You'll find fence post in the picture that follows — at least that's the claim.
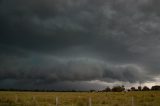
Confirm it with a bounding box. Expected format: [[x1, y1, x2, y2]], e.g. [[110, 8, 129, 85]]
[[89, 97, 92, 106], [132, 96, 134, 106], [15, 95, 18, 103], [33, 96, 35, 101], [33, 96, 38, 105], [56, 97, 58, 106]]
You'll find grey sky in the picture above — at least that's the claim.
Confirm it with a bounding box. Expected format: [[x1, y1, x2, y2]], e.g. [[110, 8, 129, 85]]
[[0, 0, 160, 90]]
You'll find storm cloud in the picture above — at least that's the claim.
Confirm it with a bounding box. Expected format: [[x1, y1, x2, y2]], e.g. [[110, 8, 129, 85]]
[[0, 0, 160, 90]]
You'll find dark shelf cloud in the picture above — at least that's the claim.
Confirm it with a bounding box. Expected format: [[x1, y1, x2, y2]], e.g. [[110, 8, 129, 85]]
[[0, 0, 160, 90]]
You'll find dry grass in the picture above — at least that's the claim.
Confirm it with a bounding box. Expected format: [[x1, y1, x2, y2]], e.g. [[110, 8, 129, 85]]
[[0, 91, 160, 106]]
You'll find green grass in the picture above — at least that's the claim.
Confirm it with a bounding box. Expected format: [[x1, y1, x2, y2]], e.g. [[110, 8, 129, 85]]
[[0, 91, 160, 106]]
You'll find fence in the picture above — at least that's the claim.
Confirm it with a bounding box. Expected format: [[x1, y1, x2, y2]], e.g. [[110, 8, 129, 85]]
[[1, 91, 158, 106], [0, 96, 136, 106]]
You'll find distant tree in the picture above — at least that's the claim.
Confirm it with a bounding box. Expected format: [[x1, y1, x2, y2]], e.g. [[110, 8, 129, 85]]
[[138, 86, 142, 91], [127, 89, 131, 92], [142, 86, 150, 91], [71, 90, 77, 92], [151, 85, 160, 91], [103, 87, 111, 92], [90, 90, 96, 92], [121, 85, 125, 91], [131, 87, 136, 91], [112, 86, 125, 92]]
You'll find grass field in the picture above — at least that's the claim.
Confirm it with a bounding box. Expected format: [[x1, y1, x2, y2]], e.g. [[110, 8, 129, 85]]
[[0, 91, 160, 106]]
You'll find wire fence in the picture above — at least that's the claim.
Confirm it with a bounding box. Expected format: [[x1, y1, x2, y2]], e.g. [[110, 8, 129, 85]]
[[0, 96, 141, 106], [0, 91, 159, 106]]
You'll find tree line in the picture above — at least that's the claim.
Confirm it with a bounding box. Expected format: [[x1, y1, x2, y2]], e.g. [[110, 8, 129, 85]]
[[101, 85, 160, 92], [0, 85, 160, 92]]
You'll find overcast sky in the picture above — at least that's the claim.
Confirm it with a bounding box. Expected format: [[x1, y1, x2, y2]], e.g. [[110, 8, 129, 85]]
[[0, 0, 160, 90]]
